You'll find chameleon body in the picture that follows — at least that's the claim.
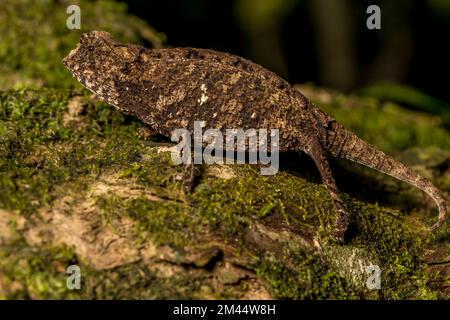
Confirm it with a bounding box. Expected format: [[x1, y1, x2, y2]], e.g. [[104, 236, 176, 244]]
[[63, 31, 447, 243]]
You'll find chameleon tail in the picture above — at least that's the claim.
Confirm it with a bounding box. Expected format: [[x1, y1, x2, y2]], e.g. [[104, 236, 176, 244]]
[[326, 123, 447, 231]]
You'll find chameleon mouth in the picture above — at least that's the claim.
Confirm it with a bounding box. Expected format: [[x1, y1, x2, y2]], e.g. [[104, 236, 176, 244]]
[[62, 43, 81, 69]]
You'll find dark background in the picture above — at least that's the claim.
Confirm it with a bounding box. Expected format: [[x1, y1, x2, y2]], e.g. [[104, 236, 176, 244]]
[[124, 0, 450, 104]]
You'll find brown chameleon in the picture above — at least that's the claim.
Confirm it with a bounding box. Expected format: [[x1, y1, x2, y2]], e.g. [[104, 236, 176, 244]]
[[63, 31, 447, 243]]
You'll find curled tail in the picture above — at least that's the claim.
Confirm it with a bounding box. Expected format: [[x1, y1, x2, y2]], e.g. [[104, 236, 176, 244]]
[[326, 122, 447, 231]]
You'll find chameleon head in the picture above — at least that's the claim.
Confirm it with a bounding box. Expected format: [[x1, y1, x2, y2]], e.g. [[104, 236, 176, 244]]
[[63, 31, 114, 89], [62, 30, 141, 110]]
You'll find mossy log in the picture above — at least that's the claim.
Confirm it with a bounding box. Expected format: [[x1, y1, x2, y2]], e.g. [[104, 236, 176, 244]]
[[0, 88, 448, 299]]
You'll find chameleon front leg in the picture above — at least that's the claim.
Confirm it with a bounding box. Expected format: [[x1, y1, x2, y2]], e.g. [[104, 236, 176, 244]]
[[182, 163, 195, 193], [307, 139, 349, 243], [136, 125, 160, 140], [181, 154, 203, 194]]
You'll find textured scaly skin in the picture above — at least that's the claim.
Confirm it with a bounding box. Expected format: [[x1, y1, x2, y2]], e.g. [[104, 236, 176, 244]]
[[63, 31, 447, 243]]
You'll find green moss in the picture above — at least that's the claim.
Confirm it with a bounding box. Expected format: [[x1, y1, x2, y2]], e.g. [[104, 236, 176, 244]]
[[0, 242, 80, 299], [191, 166, 435, 299], [0, 240, 221, 299], [252, 197, 436, 299], [98, 195, 194, 246], [0, 89, 445, 299], [346, 199, 437, 299], [335, 101, 450, 152], [191, 166, 333, 238], [126, 150, 186, 196], [256, 253, 358, 299], [358, 83, 450, 127], [0, 0, 165, 90], [0, 89, 144, 214], [80, 262, 206, 299], [301, 85, 450, 152]]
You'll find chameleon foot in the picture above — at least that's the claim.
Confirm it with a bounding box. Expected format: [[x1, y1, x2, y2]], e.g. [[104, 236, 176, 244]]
[[182, 163, 203, 194], [333, 208, 350, 244]]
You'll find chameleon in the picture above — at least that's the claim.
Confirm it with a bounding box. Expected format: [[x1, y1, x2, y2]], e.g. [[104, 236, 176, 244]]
[[63, 30, 447, 243]]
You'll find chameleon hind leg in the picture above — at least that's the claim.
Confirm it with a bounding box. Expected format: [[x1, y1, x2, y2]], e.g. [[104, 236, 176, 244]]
[[307, 139, 349, 243]]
